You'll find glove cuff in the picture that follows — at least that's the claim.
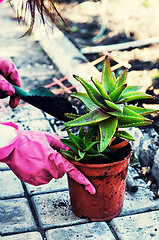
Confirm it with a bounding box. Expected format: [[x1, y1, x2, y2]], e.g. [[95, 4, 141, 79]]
[[0, 122, 19, 159]]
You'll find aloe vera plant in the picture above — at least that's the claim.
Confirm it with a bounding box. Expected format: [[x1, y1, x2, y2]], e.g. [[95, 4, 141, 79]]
[[61, 56, 157, 162], [61, 126, 110, 162]]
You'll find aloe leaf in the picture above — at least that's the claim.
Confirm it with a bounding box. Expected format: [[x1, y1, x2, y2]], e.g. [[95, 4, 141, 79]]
[[109, 84, 127, 102], [125, 105, 159, 116], [71, 92, 98, 110], [122, 86, 142, 94], [81, 137, 86, 150], [78, 149, 85, 159], [73, 75, 106, 109], [65, 113, 81, 120], [75, 157, 82, 161], [101, 56, 115, 93], [78, 126, 85, 139], [91, 77, 112, 101], [69, 133, 83, 150], [122, 105, 147, 119], [118, 115, 150, 125], [112, 72, 117, 82], [120, 116, 150, 125], [84, 141, 99, 151], [85, 127, 97, 145], [61, 139, 78, 153], [64, 108, 111, 128], [119, 119, 153, 128], [116, 69, 128, 87], [99, 117, 118, 152], [115, 130, 135, 141], [109, 72, 118, 94], [117, 92, 155, 103], [109, 105, 150, 125], [105, 100, 123, 113], [60, 149, 75, 160]]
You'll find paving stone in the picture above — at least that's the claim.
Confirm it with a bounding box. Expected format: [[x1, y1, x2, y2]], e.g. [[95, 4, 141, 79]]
[[0, 170, 24, 199], [17, 119, 54, 132], [25, 175, 68, 196], [0, 163, 10, 171], [0, 104, 45, 123], [111, 210, 159, 240], [2, 232, 43, 240], [120, 174, 159, 216], [0, 198, 37, 235], [45, 222, 115, 240], [31, 191, 89, 229], [50, 118, 68, 138]]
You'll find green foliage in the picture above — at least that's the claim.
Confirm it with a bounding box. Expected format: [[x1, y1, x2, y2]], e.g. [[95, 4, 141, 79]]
[[61, 127, 108, 162], [61, 56, 157, 162]]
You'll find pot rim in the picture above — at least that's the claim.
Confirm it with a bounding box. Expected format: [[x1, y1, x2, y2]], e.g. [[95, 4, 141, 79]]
[[69, 143, 133, 169]]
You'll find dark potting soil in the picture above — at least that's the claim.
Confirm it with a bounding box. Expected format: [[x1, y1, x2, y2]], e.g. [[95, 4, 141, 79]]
[[23, 95, 77, 122]]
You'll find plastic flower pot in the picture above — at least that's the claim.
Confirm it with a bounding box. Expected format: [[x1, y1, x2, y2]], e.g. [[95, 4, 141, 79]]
[[67, 142, 132, 221]]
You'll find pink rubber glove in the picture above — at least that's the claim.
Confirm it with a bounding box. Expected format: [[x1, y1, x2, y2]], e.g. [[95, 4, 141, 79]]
[[0, 122, 96, 194], [0, 58, 21, 108]]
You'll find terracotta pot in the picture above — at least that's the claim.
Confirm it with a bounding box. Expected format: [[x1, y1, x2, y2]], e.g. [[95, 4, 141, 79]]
[[67, 143, 132, 221]]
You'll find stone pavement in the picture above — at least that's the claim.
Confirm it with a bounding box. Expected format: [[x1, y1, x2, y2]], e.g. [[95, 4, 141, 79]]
[[1, 2, 159, 240]]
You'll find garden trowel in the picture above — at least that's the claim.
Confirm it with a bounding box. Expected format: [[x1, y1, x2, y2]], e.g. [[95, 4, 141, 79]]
[[12, 84, 77, 122]]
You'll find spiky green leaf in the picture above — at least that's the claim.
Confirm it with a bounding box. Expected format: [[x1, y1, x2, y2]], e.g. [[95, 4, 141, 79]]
[[91, 77, 112, 101], [116, 69, 128, 87], [122, 105, 147, 119], [125, 105, 159, 116], [109, 106, 150, 125], [71, 92, 97, 110], [61, 139, 78, 153], [108, 105, 150, 126], [109, 84, 127, 102], [78, 149, 85, 159], [109, 72, 118, 93], [105, 100, 123, 113], [60, 149, 75, 160], [119, 120, 153, 128], [118, 116, 151, 125], [65, 113, 81, 120], [99, 117, 118, 152], [84, 141, 99, 151], [122, 86, 142, 94], [117, 92, 155, 103], [69, 133, 83, 150], [85, 127, 97, 145], [64, 108, 111, 128], [101, 56, 115, 93], [115, 130, 135, 141], [73, 75, 106, 109], [78, 126, 85, 139]]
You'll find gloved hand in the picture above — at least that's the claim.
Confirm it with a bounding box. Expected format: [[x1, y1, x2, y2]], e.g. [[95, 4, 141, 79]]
[[0, 58, 21, 108], [0, 122, 96, 194]]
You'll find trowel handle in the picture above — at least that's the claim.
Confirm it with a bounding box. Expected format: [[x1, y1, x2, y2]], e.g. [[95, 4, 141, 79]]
[[12, 84, 28, 99]]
